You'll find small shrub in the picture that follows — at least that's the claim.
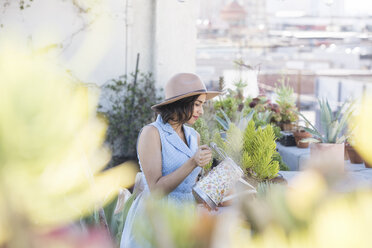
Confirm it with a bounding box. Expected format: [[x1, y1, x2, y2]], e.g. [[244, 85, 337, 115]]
[[99, 72, 162, 161]]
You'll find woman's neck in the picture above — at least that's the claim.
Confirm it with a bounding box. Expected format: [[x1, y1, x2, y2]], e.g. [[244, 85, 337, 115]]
[[169, 121, 183, 134]]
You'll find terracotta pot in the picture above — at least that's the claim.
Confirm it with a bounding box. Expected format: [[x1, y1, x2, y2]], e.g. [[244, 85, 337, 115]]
[[364, 160, 372, 168], [293, 130, 312, 148], [345, 145, 363, 164], [281, 123, 294, 131], [310, 143, 344, 172]]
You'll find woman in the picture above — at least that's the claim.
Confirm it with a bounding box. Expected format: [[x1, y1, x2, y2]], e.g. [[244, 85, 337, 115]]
[[120, 73, 220, 248]]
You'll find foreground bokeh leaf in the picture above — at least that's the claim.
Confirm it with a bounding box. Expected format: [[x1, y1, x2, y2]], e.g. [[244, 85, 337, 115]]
[[0, 39, 136, 245], [353, 97, 372, 164]]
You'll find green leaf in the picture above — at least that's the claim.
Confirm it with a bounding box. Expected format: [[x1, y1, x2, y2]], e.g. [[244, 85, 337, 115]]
[[335, 100, 348, 120], [219, 109, 232, 124], [333, 103, 354, 142], [215, 115, 229, 131], [298, 112, 323, 140], [303, 127, 325, 142], [336, 135, 346, 144], [319, 99, 332, 139], [327, 121, 339, 143]]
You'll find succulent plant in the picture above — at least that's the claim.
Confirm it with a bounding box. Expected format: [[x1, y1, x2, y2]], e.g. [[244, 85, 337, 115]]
[[298, 99, 355, 144]]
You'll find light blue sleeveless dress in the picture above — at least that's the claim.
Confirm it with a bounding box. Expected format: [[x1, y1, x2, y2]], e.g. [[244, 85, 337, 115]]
[[120, 115, 201, 248]]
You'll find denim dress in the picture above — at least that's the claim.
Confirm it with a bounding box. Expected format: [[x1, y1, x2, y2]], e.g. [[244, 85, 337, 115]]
[[120, 115, 201, 248]]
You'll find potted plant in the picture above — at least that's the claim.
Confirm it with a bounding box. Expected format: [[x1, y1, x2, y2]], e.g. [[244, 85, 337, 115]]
[[213, 120, 282, 187], [215, 109, 289, 171], [344, 129, 363, 164], [293, 123, 312, 148], [345, 143, 363, 164], [298, 99, 354, 171], [349, 105, 372, 168], [275, 79, 298, 131], [245, 95, 281, 124]]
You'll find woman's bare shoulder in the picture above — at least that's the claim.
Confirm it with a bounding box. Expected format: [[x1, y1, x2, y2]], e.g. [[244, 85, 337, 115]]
[[139, 125, 160, 142]]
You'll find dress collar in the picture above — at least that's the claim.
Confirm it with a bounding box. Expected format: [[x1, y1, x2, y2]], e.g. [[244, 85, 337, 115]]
[[156, 115, 195, 157], [156, 115, 176, 134]]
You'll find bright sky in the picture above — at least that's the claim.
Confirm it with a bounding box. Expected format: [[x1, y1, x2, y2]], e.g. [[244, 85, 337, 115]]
[[344, 0, 372, 15]]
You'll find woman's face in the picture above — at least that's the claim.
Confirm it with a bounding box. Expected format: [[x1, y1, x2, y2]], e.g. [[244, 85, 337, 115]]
[[186, 94, 206, 125]]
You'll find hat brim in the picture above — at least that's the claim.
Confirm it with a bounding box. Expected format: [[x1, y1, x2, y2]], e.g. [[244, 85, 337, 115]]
[[151, 91, 221, 110]]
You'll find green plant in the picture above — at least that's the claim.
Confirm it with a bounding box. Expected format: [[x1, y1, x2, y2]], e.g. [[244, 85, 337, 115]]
[[213, 121, 280, 181], [213, 97, 238, 129], [275, 79, 298, 123], [244, 96, 282, 123], [243, 110, 285, 170], [133, 196, 206, 248], [192, 118, 210, 145], [232, 79, 248, 105], [192, 118, 213, 171], [298, 99, 355, 144], [273, 152, 290, 171], [241, 121, 280, 180], [99, 72, 162, 160], [215, 109, 287, 171]]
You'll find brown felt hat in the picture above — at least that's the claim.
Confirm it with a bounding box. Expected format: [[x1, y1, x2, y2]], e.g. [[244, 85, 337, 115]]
[[151, 73, 221, 110]]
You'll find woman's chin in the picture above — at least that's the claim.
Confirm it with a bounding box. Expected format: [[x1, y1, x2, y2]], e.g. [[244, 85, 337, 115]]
[[186, 120, 195, 125]]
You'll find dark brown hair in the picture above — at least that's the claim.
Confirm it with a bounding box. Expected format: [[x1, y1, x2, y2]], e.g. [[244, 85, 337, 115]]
[[154, 95, 200, 124]]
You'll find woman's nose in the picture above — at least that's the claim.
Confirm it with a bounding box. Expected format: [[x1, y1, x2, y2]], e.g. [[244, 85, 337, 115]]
[[199, 107, 204, 115]]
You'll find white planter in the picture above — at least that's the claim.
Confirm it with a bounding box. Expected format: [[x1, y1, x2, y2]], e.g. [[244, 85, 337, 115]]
[[310, 143, 345, 172]]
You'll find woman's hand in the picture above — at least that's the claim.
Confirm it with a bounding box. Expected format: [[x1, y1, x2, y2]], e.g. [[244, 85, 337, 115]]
[[193, 145, 212, 167]]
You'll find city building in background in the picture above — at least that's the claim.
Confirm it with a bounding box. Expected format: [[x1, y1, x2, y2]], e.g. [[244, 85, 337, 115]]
[[196, 0, 372, 121]]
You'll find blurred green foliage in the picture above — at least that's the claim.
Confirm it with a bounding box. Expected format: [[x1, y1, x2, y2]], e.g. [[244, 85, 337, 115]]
[[275, 78, 299, 124], [99, 72, 162, 160], [129, 168, 372, 248], [192, 118, 213, 171], [213, 97, 239, 129]]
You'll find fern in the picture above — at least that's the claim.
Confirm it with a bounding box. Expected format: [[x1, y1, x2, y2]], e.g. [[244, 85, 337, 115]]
[[242, 151, 254, 171], [242, 122, 279, 181], [243, 120, 256, 156], [214, 120, 279, 181]]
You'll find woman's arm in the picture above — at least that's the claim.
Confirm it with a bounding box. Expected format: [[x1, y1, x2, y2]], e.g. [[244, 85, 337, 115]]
[[137, 125, 211, 195]]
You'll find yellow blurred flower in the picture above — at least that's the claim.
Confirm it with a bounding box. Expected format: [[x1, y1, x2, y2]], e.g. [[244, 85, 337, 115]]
[[310, 191, 372, 248], [0, 40, 136, 245], [353, 97, 372, 164], [286, 170, 327, 221]]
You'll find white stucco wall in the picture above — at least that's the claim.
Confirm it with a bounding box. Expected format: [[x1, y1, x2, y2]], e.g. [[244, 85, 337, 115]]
[[153, 0, 197, 88], [0, 0, 197, 88]]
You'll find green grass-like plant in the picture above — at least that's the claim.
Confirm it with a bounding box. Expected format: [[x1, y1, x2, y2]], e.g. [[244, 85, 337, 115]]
[[192, 118, 213, 171]]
